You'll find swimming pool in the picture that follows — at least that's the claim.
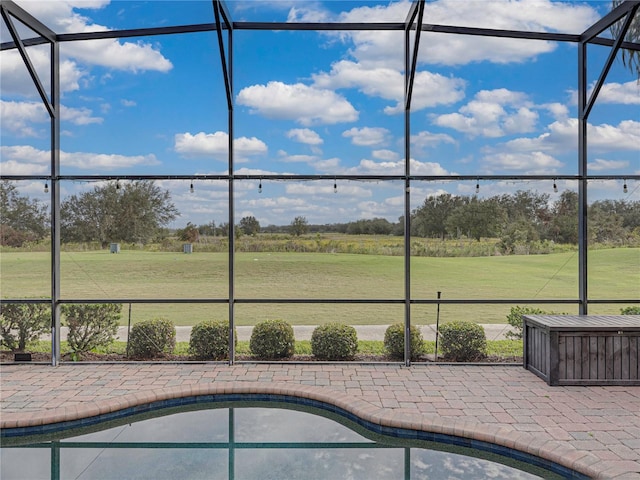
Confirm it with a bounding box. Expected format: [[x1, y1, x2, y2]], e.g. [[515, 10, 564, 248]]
[[1, 396, 582, 479]]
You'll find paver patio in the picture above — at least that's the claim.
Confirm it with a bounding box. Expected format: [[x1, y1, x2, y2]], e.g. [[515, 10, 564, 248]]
[[1, 363, 639, 479]]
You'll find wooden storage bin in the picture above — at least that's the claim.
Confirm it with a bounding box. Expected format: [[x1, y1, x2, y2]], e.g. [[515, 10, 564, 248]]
[[523, 315, 640, 386]]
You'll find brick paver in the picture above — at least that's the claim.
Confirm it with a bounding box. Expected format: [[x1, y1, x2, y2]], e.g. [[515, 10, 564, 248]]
[[1, 363, 639, 479]]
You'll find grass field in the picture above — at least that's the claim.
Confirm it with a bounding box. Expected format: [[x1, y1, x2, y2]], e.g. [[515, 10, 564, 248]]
[[1, 247, 638, 326]]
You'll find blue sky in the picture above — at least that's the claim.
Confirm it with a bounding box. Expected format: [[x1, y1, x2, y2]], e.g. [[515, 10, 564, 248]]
[[1, 0, 638, 228]]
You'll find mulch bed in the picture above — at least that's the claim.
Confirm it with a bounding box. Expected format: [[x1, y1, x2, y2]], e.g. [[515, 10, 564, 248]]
[[1, 351, 522, 364]]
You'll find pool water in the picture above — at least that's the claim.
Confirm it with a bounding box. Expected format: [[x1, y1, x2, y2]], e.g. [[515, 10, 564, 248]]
[[1, 401, 567, 479]]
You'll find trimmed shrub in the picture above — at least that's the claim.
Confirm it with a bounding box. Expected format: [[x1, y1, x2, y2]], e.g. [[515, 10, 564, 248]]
[[384, 323, 425, 360], [189, 320, 235, 360], [311, 323, 358, 360], [250, 319, 295, 359], [0, 302, 50, 351], [62, 303, 121, 358], [128, 318, 176, 358], [505, 306, 546, 340], [621, 306, 640, 315], [439, 321, 487, 362]]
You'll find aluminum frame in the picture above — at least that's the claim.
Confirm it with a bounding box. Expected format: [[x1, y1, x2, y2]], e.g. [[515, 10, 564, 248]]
[[1, 0, 639, 366]]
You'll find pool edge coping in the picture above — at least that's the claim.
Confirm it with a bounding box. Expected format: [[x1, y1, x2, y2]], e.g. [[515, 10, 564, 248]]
[[0, 381, 604, 479]]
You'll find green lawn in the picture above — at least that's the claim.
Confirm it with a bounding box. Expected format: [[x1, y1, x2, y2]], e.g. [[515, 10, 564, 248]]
[[1, 248, 638, 326]]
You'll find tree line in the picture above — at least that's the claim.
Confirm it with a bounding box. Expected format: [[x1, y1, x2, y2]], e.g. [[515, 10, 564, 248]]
[[1, 181, 638, 251]]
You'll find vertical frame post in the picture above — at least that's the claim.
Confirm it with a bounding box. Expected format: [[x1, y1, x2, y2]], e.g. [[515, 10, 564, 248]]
[[51, 40, 61, 365], [403, 21, 412, 367], [577, 41, 588, 315]]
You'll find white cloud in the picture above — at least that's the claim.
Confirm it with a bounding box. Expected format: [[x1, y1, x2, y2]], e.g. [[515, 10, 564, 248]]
[[357, 198, 403, 219], [64, 39, 173, 73], [236, 81, 358, 125], [0, 144, 160, 172], [0, 100, 49, 136], [482, 151, 563, 174], [315, 158, 341, 170], [411, 131, 457, 149], [593, 81, 640, 105], [277, 151, 318, 163], [541, 102, 569, 120], [588, 159, 629, 171], [62, 151, 160, 170], [302, 0, 598, 67], [312, 60, 465, 114], [61, 105, 103, 125], [501, 118, 640, 153], [285, 182, 371, 198], [433, 89, 539, 138], [342, 127, 389, 146], [121, 99, 137, 107], [275, 151, 342, 172], [372, 149, 400, 161], [0, 160, 48, 175], [1, 100, 102, 136], [0, 50, 86, 97], [174, 132, 268, 160], [286, 128, 323, 145], [569, 80, 640, 106], [344, 158, 450, 176], [11, 1, 172, 73]]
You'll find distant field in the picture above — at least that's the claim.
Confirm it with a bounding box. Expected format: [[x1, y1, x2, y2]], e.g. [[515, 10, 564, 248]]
[[1, 248, 638, 326]]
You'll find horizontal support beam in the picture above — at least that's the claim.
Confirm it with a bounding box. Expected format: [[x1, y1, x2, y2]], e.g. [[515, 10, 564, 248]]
[[6, 298, 636, 305], [2, 174, 639, 182]]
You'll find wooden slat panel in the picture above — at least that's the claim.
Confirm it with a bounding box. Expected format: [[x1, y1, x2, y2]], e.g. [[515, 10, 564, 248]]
[[598, 336, 606, 379], [574, 336, 583, 378], [613, 336, 622, 379], [606, 337, 614, 379], [581, 336, 589, 378], [589, 336, 598, 380], [630, 336, 639, 379], [558, 335, 567, 380], [621, 337, 630, 380]]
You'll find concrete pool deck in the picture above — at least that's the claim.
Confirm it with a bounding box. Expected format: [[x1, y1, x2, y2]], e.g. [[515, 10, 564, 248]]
[[1, 363, 639, 479]]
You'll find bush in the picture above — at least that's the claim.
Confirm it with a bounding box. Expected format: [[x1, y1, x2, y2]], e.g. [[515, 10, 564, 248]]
[[128, 318, 176, 358], [62, 304, 121, 358], [0, 302, 50, 351], [384, 323, 425, 360], [621, 306, 640, 315], [189, 320, 235, 360], [505, 306, 547, 340], [439, 321, 487, 362], [250, 319, 295, 359], [310, 323, 358, 360]]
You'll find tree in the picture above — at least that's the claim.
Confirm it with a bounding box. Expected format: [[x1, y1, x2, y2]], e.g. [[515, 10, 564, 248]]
[[546, 190, 579, 244], [0, 181, 49, 247], [290, 216, 309, 236], [218, 222, 242, 238], [446, 197, 504, 241], [239, 216, 261, 236], [411, 193, 464, 240], [177, 222, 200, 242], [345, 218, 393, 235], [61, 181, 178, 247], [494, 190, 550, 228], [198, 221, 216, 236]]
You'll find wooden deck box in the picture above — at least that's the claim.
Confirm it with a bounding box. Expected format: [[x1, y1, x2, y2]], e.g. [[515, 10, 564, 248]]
[[523, 315, 640, 386]]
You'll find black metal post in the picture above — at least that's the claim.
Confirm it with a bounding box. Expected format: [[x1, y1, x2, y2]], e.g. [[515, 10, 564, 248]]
[[434, 291, 441, 361]]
